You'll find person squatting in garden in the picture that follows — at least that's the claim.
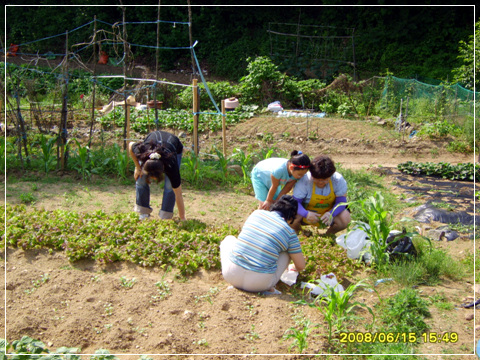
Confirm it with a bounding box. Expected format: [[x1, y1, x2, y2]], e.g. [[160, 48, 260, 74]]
[[251, 150, 311, 210], [292, 155, 351, 235], [128, 130, 186, 221], [220, 195, 306, 295]]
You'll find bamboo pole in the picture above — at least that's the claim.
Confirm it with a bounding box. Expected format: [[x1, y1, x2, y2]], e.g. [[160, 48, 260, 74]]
[[221, 100, 226, 157], [14, 91, 29, 167], [120, 3, 128, 150], [192, 79, 199, 155], [59, 30, 69, 170], [154, 0, 161, 130], [88, 16, 98, 147], [126, 104, 130, 145], [187, 0, 195, 75]]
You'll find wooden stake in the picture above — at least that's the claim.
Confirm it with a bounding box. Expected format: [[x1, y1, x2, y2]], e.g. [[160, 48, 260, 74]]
[[88, 16, 98, 147], [192, 79, 199, 155], [154, 0, 161, 129], [221, 100, 226, 157], [126, 104, 130, 144], [60, 30, 69, 170], [121, 3, 128, 150]]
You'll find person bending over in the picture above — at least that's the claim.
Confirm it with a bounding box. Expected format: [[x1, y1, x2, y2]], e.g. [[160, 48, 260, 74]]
[[251, 150, 310, 210], [293, 155, 350, 235], [128, 130, 186, 221], [220, 195, 306, 295]]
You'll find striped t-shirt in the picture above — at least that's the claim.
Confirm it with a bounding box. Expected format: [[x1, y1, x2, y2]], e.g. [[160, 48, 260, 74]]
[[229, 210, 302, 274]]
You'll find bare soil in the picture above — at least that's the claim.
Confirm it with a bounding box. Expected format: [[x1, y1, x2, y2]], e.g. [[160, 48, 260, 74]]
[[1, 69, 478, 358]]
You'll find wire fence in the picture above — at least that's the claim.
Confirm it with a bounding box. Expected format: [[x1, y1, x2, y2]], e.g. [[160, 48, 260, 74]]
[[2, 15, 478, 172]]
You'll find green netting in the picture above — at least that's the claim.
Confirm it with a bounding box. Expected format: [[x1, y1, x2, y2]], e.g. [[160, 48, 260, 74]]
[[377, 76, 478, 122]]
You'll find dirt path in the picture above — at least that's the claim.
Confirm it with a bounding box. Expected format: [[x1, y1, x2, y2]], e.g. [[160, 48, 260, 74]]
[[1, 116, 477, 358]]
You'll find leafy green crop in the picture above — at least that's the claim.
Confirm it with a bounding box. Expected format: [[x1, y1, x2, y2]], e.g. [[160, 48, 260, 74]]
[[2, 204, 360, 281], [95, 106, 253, 135], [398, 161, 478, 181], [3, 204, 234, 276]]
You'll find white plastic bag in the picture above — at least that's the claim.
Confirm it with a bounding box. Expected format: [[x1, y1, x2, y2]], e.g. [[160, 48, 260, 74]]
[[280, 264, 299, 286], [267, 101, 283, 112], [336, 223, 371, 260], [301, 273, 344, 297]]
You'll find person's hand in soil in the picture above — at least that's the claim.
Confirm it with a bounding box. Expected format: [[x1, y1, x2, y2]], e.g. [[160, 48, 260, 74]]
[[306, 211, 321, 224], [320, 212, 333, 226]]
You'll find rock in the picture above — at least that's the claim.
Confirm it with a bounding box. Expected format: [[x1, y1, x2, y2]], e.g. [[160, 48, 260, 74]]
[[183, 310, 194, 320], [427, 227, 459, 241], [227, 164, 243, 176], [465, 313, 474, 321]]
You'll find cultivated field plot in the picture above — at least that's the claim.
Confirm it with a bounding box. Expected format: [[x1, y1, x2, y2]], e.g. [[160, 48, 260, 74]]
[[1, 116, 477, 358]]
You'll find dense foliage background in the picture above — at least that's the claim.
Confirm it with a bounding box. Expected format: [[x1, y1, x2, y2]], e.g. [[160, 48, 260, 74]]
[[3, 2, 476, 83]]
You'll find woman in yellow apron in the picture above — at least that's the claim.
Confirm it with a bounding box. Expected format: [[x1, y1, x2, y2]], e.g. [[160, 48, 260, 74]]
[[292, 155, 351, 235]]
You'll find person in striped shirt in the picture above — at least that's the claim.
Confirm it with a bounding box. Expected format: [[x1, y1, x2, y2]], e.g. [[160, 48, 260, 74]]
[[220, 195, 306, 295]]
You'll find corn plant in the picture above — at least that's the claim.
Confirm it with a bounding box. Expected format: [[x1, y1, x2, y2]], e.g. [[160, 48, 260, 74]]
[[182, 151, 201, 184], [231, 148, 253, 184], [297, 280, 373, 343], [354, 192, 393, 269], [35, 134, 57, 173], [213, 145, 229, 177], [283, 315, 315, 353], [112, 143, 129, 180], [154, 265, 172, 300], [71, 138, 91, 180], [261, 148, 274, 160]]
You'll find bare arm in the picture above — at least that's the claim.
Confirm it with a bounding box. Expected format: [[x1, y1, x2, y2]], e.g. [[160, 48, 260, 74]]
[[172, 185, 186, 220], [128, 142, 142, 180], [289, 252, 306, 272], [261, 175, 281, 210], [277, 179, 295, 198]]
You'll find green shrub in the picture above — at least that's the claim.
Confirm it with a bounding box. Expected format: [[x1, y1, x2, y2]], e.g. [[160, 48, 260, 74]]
[[398, 161, 478, 181], [381, 288, 430, 335], [177, 80, 240, 110], [464, 116, 479, 151], [239, 56, 299, 107]]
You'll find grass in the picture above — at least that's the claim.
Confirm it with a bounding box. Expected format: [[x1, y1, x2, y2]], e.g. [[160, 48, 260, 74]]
[[383, 240, 466, 287]]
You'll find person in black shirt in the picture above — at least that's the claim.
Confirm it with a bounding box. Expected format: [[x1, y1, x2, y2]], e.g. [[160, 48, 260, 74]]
[[128, 131, 186, 220]]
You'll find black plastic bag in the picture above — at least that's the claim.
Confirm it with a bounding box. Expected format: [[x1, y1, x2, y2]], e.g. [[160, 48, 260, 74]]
[[386, 230, 417, 261]]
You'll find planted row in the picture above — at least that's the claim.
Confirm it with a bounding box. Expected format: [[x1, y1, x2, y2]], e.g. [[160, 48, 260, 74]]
[[96, 106, 257, 134], [397, 161, 478, 182], [1, 336, 122, 360], [3, 204, 231, 275], [2, 204, 359, 280]]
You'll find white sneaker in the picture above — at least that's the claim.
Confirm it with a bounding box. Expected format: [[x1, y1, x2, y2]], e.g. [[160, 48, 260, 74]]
[[139, 214, 150, 220]]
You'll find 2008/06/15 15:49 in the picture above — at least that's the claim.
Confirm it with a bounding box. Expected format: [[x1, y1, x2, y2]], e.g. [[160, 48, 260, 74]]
[[339, 332, 458, 344]]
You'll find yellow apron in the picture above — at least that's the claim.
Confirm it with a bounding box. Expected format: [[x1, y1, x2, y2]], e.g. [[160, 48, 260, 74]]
[[303, 179, 336, 226]]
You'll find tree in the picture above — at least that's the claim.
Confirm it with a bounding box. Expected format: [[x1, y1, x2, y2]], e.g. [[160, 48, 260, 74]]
[[451, 20, 479, 90]]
